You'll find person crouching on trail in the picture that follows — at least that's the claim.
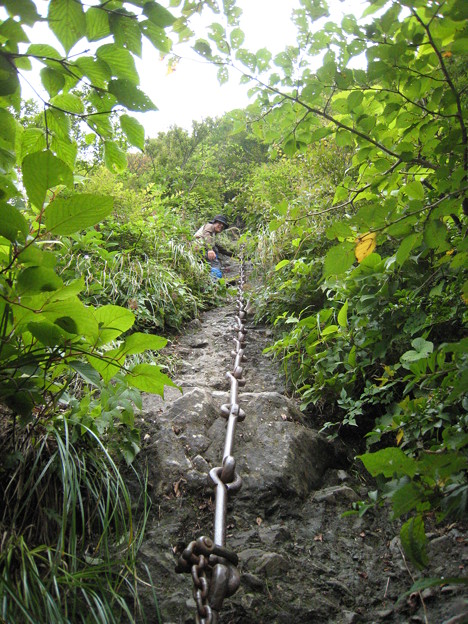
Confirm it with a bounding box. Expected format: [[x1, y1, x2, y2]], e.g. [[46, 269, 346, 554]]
[[194, 214, 231, 279]]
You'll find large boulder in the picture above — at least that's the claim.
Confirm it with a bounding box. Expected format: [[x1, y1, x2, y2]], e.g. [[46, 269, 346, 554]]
[[141, 388, 336, 504]]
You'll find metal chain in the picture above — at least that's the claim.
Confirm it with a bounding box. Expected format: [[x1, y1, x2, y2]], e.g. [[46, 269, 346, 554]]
[[176, 257, 248, 623]]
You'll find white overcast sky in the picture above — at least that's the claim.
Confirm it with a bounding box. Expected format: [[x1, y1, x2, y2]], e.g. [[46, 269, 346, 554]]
[[136, 0, 366, 136], [15, 0, 366, 138]]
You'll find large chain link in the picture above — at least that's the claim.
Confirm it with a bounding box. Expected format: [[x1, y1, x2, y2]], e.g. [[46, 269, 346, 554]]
[[176, 257, 248, 623]]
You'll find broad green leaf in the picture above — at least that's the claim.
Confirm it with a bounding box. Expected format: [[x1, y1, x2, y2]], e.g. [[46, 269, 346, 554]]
[[140, 20, 172, 53], [48, 0, 86, 54], [142, 2, 176, 28], [22, 151, 73, 208], [321, 324, 339, 336], [118, 333, 167, 356], [46, 108, 71, 139], [0, 203, 28, 242], [323, 242, 355, 277], [400, 515, 428, 570], [275, 259, 289, 271], [0, 53, 20, 96], [50, 92, 84, 114], [85, 6, 110, 41], [27, 321, 65, 347], [17, 245, 57, 268], [17, 266, 63, 294], [395, 232, 421, 266], [108, 79, 157, 111], [423, 219, 450, 252], [69, 360, 101, 386], [404, 180, 425, 200], [50, 135, 78, 169], [94, 305, 135, 346], [337, 300, 348, 328], [359, 447, 417, 478], [44, 193, 113, 234], [120, 114, 145, 150], [104, 141, 127, 173], [42, 297, 99, 338], [27, 43, 62, 59], [391, 482, 422, 518], [87, 352, 122, 383], [74, 56, 111, 88], [2, 0, 40, 26], [96, 44, 139, 83], [400, 338, 433, 368], [0, 109, 16, 151], [109, 11, 142, 56], [326, 221, 353, 239], [230, 27, 245, 48], [40, 67, 66, 97], [127, 363, 177, 396]]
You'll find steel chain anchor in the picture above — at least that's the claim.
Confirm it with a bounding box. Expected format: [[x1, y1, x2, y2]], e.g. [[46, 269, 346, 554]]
[[176, 257, 248, 623]]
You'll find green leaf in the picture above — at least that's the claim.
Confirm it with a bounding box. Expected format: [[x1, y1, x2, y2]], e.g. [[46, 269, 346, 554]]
[[0, 54, 20, 96], [118, 332, 167, 356], [323, 242, 355, 277], [404, 180, 425, 200], [94, 305, 135, 346], [0, 203, 28, 242], [104, 141, 127, 173], [275, 259, 290, 271], [27, 321, 65, 346], [337, 300, 348, 328], [47, 0, 86, 54], [140, 20, 172, 53], [22, 151, 74, 208], [69, 360, 101, 386], [400, 515, 428, 570], [391, 482, 423, 518], [44, 193, 113, 234], [108, 79, 157, 112], [120, 114, 145, 150], [359, 447, 417, 478], [27, 43, 62, 59], [87, 353, 121, 383], [17, 266, 63, 294], [109, 11, 142, 56], [142, 2, 176, 28], [2, 0, 40, 26], [50, 92, 84, 114], [400, 338, 433, 368], [96, 44, 139, 84], [395, 232, 421, 266], [85, 6, 110, 41], [40, 67, 66, 97], [42, 297, 99, 338], [127, 363, 177, 396], [74, 56, 111, 88]]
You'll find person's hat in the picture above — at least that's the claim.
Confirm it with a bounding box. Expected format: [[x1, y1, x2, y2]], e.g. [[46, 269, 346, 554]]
[[211, 215, 229, 228]]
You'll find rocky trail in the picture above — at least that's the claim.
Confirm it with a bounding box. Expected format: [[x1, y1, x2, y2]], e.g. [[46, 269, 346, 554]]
[[134, 277, 468, 624]]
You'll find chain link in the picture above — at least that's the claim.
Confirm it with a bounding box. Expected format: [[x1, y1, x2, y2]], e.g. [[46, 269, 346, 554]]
[[176, 256, 248, 623]]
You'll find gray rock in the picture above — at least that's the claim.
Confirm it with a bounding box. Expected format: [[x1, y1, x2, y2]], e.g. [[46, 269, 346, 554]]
[[313, 485, 359, 503]]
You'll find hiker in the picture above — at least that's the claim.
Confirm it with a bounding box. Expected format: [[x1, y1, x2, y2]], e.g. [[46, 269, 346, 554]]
[[194, 214, 232, 279]]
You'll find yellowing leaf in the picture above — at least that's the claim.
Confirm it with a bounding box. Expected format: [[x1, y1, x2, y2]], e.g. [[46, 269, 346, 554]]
[[355, 232, 377, 262], [396, 429, 404, 446]]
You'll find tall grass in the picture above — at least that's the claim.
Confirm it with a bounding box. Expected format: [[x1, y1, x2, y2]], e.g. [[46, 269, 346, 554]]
[[0, 416, 152, 623]]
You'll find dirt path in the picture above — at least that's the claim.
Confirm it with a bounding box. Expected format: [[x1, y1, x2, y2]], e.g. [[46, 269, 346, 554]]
[[136, 289, 468, 624]]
